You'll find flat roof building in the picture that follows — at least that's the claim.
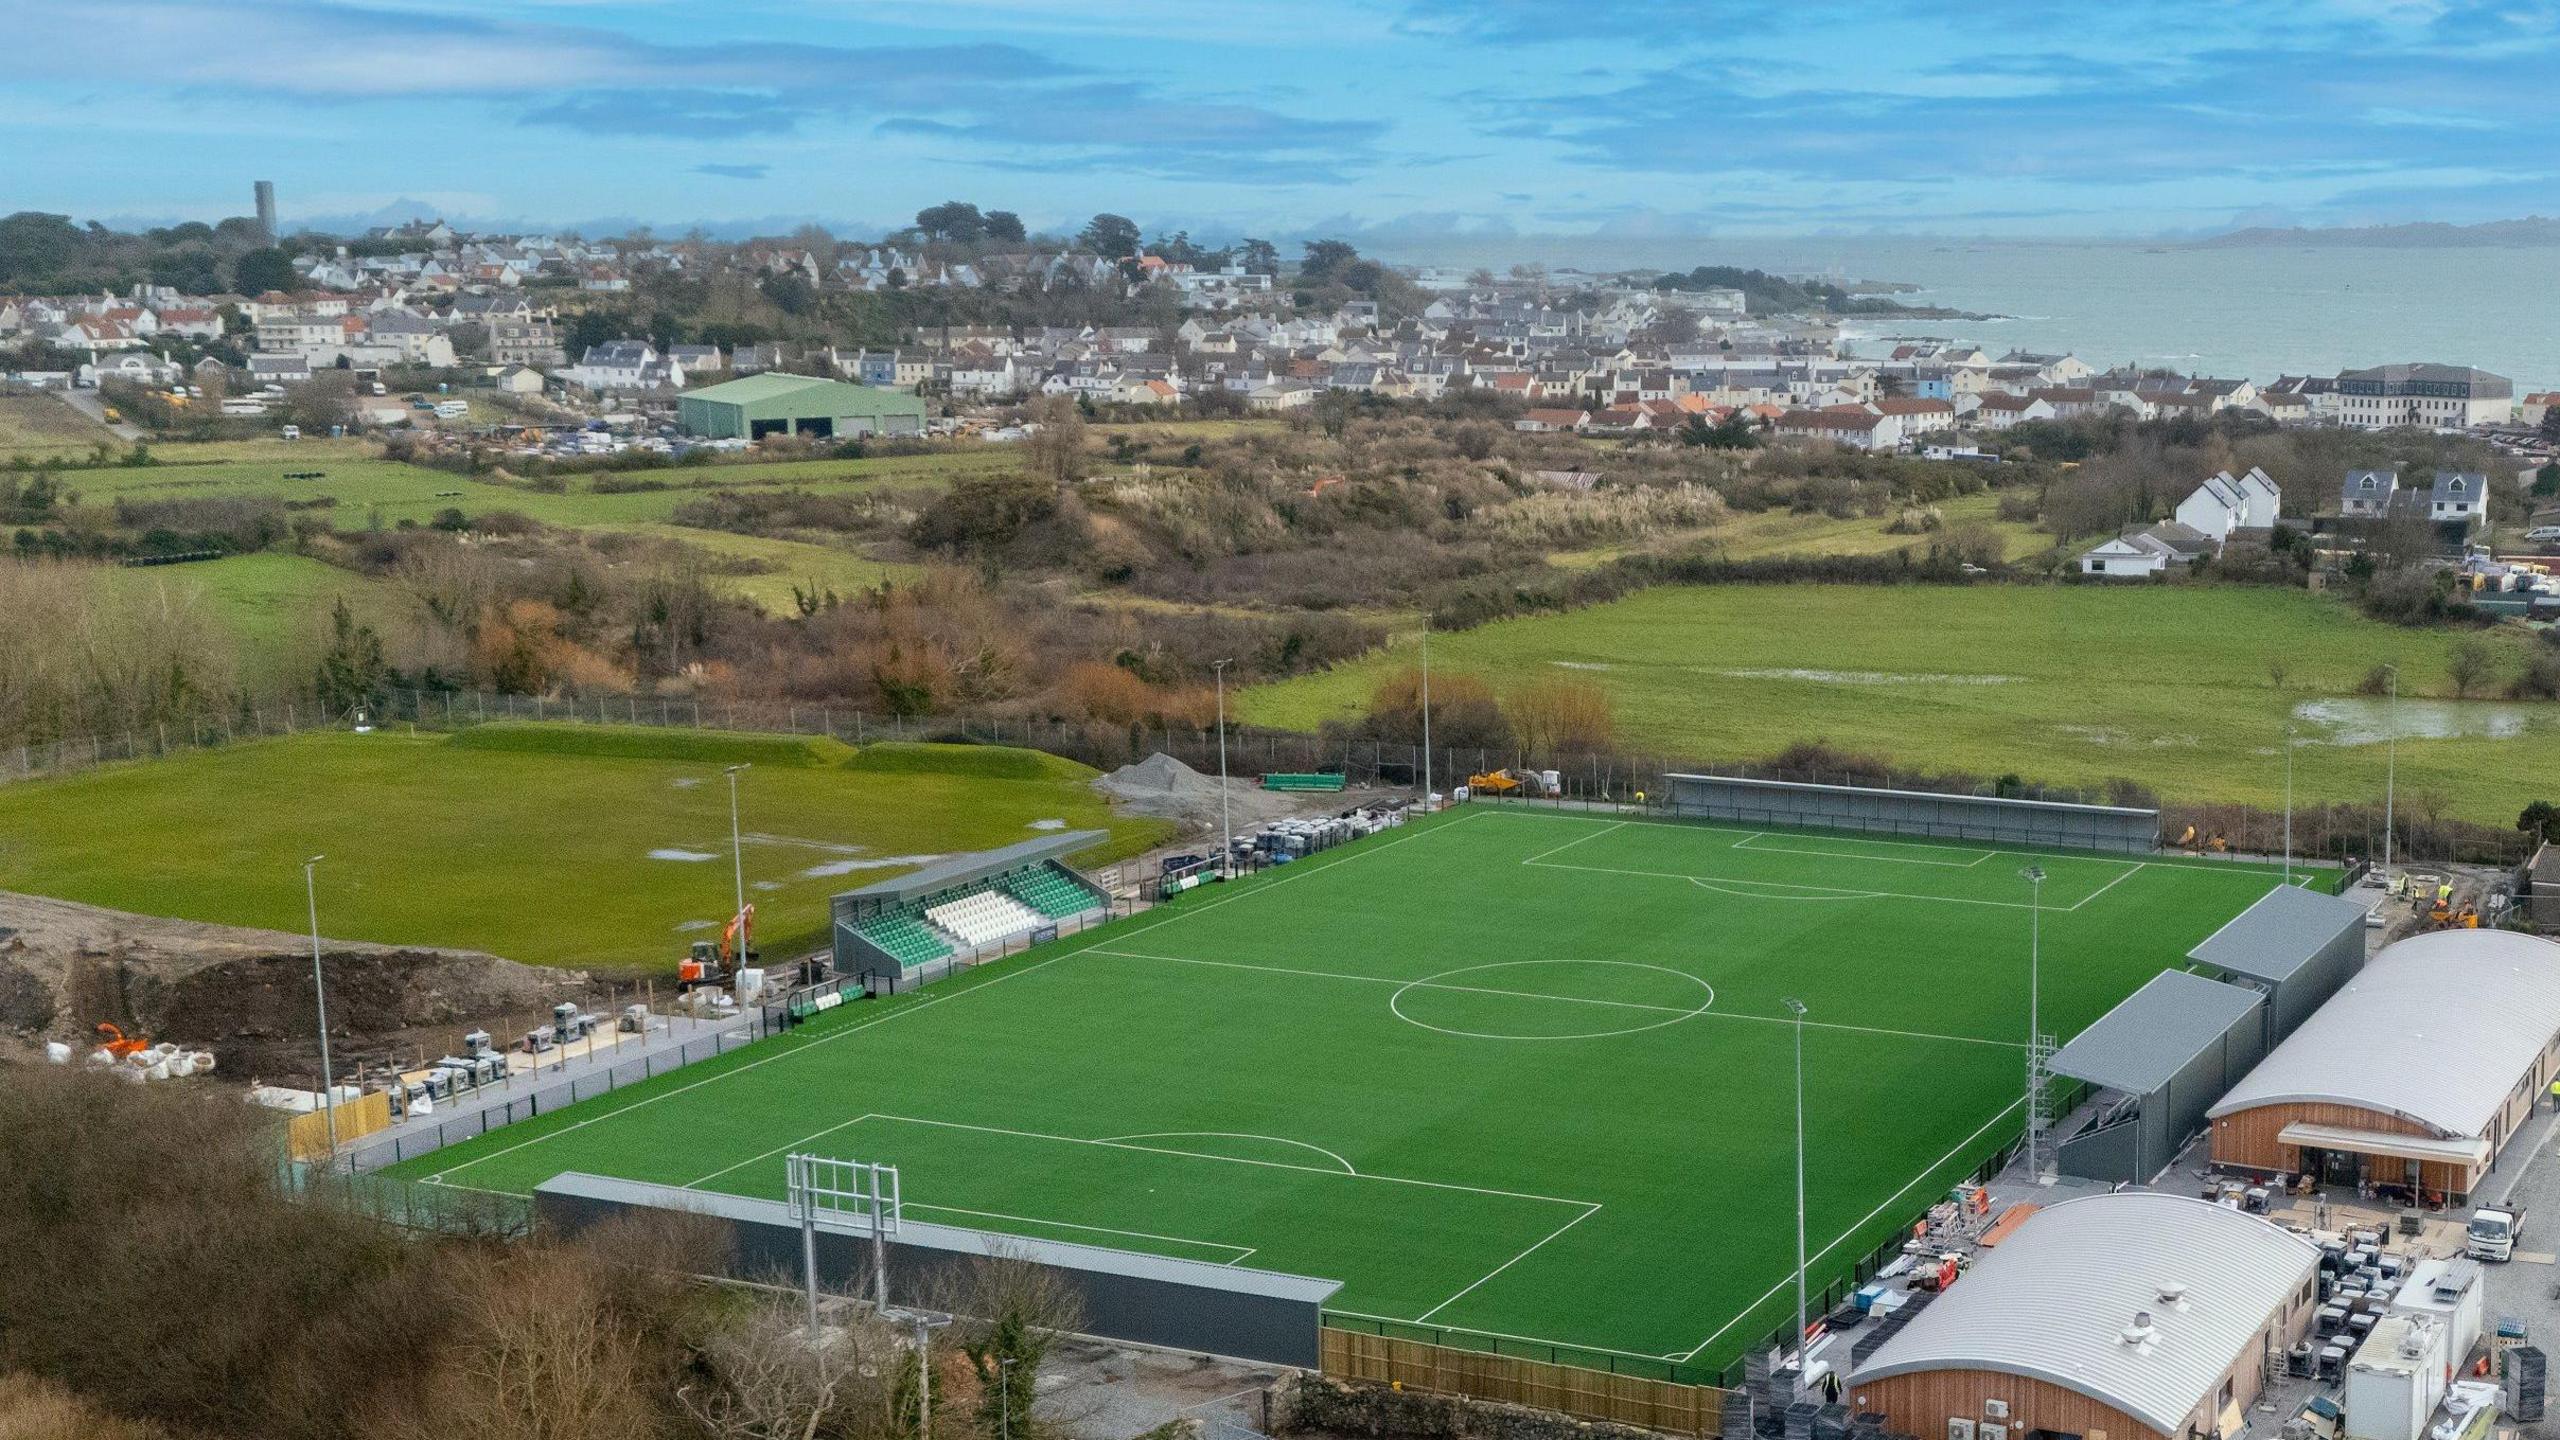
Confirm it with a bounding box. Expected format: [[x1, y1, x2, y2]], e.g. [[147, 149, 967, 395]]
[[2184, 884, 2369, 1050], [1851, 1192, 2319, 1440], [677, 372, 927, 442], [2207, 930, 2560, 1202]]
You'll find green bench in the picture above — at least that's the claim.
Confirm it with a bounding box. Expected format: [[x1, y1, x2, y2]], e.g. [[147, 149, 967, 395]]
[[1260, 772, 1347, 793]]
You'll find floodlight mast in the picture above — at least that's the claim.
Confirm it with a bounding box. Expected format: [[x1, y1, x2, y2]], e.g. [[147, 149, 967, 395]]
[[1784, 995, 1809, 1392]]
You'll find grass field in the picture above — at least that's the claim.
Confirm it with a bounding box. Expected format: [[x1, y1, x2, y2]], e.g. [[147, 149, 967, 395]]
[[0, 725, 1168, 968], [0, 394, 117, 461], [1551, 492, 2050, 572], [395, 804, 2311, 1374], [1243, 585, 2556, 824]]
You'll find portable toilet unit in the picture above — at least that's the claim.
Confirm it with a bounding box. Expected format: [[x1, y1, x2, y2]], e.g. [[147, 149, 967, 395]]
[[2345, 1314, 2448, 1440]]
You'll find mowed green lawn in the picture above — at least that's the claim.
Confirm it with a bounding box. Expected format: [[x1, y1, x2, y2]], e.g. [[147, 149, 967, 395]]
[[0, 725, 1169, 969], [399, 805, 2305, 1373], [1243, 585, 2555, 824]]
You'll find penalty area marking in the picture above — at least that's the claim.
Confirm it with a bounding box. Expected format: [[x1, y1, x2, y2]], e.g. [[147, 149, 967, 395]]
[[423, 811, 1486, 1185], [1389, 960, 1715, 1041]]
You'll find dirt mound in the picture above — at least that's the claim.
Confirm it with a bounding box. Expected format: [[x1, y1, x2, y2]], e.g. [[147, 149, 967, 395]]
[[0, 891, 598, 1083]]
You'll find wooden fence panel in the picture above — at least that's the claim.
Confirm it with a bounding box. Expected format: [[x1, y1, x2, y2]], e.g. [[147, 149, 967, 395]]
[[1320, 1327, 1727, 1437], [287, 1090, 393, 1160]]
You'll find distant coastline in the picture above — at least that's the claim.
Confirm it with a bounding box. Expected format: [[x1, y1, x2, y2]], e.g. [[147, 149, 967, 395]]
[[2191, 216, 2560, 249]]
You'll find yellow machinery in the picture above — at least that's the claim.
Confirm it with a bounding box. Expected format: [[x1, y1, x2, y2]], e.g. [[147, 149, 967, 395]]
[[1467, 771, 1521, 795]]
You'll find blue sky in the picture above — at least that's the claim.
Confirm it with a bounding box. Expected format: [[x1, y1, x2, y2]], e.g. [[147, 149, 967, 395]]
[[10, 0, 2557, 245]]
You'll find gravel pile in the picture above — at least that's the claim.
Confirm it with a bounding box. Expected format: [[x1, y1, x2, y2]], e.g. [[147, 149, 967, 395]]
[[1093, 753, 1309, 830]]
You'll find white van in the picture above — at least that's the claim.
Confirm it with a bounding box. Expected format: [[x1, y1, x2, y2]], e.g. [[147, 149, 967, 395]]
[[2525, 525, 2560, 543]]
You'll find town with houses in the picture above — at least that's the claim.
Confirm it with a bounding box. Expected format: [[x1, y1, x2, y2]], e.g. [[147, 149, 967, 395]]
[[12, 12, 2560, 1436]]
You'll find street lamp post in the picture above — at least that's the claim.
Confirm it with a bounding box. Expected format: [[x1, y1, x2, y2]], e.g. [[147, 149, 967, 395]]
[[2020, 864, 2046, 1179], [1783, 996, 1809, 1391], [2283, 725, 2296, 885], [723, 763, 750, 926], [1212, 659, 1234, 876], [303, 854, 338, 1154], [1419, 626, 1434, 811]]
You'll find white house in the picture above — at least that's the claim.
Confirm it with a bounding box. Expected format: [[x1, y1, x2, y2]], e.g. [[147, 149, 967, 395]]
[[2077, 523, 2215, 578], [1965, 392, 2056, 431], [2430, 470, 2490, 526], [563, 340, 684, 392], [2173, 467, 2281, 540]]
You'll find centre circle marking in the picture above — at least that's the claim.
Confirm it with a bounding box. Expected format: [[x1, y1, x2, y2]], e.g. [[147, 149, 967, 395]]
[[1388, 960, 1716, 1040]]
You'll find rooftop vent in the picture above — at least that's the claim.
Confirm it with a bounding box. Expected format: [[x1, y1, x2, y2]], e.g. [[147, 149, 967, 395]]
[[2121, 1311, 2157, 1348], [2157, 1283, 2189, 1306]]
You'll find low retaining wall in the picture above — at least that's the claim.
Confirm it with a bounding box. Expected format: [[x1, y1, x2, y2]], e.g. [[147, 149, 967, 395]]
[[534, 1172, 1338, 1368]]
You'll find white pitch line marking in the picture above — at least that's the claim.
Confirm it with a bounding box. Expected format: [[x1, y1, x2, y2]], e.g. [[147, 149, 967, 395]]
[[862, 1112, 1597, 1210], [683, 1112, 878, 1191], [1415, 1202, 1603, 1324], [1096, 1131, 1359, 1175], [1733, 834, 1996, 869], [906, 1203, 1256, 1263], [1674, 1097, 2026, 1363], [2066, 860, 2147, 911], [426, 810, 1487, 1183], [1521, 820, 1628, 865], [1087, 947, 2022, 1050]]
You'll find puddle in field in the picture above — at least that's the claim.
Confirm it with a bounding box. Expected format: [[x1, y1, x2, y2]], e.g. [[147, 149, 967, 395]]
[[1029, 818, 1067, 830], [1552, 661, 1613, 671], [1708, 667, 2020, 686], [648, 848, 720, 862], [798, 854, 941, 879], [752, 880, 783, 892], [673, 919, 717, 932], [670, 777, 705, 788], [2293, 698, 2546, 746]]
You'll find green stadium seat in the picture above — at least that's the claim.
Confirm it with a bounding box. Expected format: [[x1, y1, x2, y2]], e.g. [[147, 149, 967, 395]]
[[856, 913, 953, 970], [1002, 865, 1101, 919]]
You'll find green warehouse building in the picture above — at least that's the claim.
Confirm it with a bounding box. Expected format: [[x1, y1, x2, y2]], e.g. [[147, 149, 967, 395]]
[[677, 373, 929, 441]]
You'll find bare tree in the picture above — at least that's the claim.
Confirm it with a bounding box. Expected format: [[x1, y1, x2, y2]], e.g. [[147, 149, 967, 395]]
[[678, 1302, 900, 1440]]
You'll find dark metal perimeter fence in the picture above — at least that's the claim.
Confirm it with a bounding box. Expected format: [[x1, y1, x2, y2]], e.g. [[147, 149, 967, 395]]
[[7, 684, 2525, 869]]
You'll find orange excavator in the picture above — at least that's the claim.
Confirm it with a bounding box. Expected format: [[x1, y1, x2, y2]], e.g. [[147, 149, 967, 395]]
[[95, 1022, 150, 1058], [678, 904, 756, 992]]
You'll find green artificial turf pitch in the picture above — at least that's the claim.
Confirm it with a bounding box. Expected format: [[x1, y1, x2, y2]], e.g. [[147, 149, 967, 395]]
[[396, 805, 2319, 1375]]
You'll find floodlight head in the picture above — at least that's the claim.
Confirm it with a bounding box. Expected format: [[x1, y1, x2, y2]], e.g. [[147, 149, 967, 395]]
[[725, 763, 749, 776], [303, 854, 325, 867], [1781, 997, 1808, 1017], [2020, 864, 2046, 884]]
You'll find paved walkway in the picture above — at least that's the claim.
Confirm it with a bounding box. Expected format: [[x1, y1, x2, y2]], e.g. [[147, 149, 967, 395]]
[[335, 1008, 765, 1173]]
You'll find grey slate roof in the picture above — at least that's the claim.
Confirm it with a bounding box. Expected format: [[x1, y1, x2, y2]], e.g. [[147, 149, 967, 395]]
[[1850, 1192, 2319, 1437], [2208, 930, 2560, 1138], [2048, 969, 2263, 1095], [2186, 884, 2369, 984], [2431, 470, 2486, 505], [2341, 468, 2399, 505]]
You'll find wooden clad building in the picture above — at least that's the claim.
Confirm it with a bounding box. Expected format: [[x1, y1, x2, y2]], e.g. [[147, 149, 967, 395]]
[[1850, 1193, 2319, 1440], [2206, 931, 2560, 1203]]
